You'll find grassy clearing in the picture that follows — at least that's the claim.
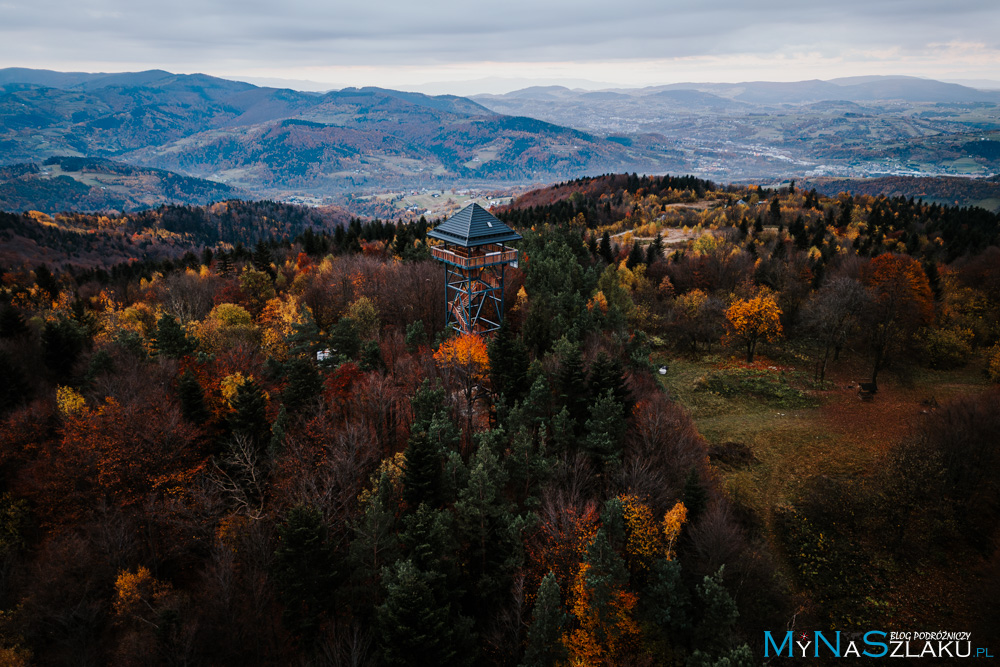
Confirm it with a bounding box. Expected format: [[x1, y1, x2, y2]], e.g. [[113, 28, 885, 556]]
[[655, 350, 993, 520]]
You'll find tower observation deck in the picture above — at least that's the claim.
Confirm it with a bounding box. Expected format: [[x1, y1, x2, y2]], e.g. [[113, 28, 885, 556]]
[[427, 203, 522, 335]]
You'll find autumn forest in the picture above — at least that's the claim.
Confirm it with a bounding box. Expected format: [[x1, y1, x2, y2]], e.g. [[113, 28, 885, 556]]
[[1, 173, 999, 665]]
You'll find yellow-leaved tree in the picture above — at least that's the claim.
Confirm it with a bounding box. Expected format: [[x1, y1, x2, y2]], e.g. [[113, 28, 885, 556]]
[[725, 291, 783, 362]]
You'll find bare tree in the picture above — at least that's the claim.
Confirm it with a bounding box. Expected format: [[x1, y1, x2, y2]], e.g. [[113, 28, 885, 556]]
[[801, 277, 868, 382]]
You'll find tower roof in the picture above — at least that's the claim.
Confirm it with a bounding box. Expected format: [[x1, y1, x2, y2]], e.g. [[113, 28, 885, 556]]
[[427, 203, 522, 248]]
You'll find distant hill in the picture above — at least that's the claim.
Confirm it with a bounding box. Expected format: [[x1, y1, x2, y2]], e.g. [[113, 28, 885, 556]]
[[800, 175, 1000, 213], [0, 68, 678, 197], [0, 198, 352, 269], [0, 157, 247, 213]]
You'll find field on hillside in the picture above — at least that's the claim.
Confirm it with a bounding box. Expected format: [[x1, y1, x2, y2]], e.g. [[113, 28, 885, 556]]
[[656, 345, 996, 631]]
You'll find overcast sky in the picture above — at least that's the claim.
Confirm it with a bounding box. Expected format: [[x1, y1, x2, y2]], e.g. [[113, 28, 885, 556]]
[[2, 0, 999, 93]]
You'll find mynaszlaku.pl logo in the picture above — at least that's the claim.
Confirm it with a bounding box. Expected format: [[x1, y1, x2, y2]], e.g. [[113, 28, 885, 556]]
[[764, 631, 994, 659]]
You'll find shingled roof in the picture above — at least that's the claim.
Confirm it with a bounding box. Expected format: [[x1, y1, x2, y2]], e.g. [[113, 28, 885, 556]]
[[427, 203, 522, 248]]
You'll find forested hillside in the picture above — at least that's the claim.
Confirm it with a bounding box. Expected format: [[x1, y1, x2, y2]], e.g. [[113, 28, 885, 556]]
[[1, 175, 998, 664], [0, 157, 248, 214]]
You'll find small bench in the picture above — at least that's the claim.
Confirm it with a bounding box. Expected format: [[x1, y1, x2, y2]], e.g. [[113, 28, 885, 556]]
[[858, 382, 877, 402]]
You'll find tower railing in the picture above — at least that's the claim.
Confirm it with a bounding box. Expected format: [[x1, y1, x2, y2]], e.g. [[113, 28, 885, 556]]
[[431, 244, 518, 269]]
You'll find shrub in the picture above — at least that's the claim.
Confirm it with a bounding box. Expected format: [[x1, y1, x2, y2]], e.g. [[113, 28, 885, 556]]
[[916, 326, 973, 369], [697, 363, 812, 407]]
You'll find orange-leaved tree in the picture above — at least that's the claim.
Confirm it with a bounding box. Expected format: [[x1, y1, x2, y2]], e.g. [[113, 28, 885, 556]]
[[725, 291, 783, 362], [433, 332, 489, 446]]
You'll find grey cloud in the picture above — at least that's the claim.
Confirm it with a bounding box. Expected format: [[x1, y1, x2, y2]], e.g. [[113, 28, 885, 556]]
[[1, 0, 997, 70]]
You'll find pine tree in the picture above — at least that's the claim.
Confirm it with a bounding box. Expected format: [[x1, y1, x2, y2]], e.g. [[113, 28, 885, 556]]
[[643, 557, 690, 632], [282, 357, 322, 413], [454, 444, 518, 611], [41, 316, 86, 382], [404, 431, 443, 511], [229, 377, 270, 449], [360, 339, 385, 372], [252, 240, 274, 276], [683, 467, 708, 524], [521, 573, 568, 667], [288, 307, 326, 361], [34, 264, 59, 300], [274, 505, 335, 646], [261, 409, 283, 460], [329, 316, 360, 361], [377, 559, 474, 667], [588, 352, 631, 418], [217, 252, 234, 276], [626, 243, 644, 270], [350, 473, 400, 595], [411, 379, 448, 434], [154, 313, 196, 359], [405, 319, 427, 351], [488, 320, 530, 404], [0, 351, 29, 416], [0, 305, 27, 339], [598, 231, 614, 264], [177, 370, 210, 425], [583, 389, 627, 471], [693, 567, 739, 656], [555, 341, 589, 432]]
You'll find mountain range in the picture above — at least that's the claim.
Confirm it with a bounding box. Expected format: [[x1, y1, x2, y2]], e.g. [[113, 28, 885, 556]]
[[2, 68, 1000, 208], [0, 69, 677, 199]]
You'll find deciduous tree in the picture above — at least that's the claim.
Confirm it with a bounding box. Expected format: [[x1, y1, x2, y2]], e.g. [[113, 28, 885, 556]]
[[724, 292, 783, 363]]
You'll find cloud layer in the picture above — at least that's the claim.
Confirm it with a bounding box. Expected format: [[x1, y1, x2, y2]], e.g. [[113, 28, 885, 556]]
[[2, 0, 998, 92]]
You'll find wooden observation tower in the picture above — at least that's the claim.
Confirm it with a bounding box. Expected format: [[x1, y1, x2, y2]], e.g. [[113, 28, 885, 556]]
[[428, 203, 522, 335]]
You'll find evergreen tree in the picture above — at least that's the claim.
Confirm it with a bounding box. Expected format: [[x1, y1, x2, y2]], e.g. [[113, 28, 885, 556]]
[[405, 320, 427, 352], [349, 473, 400, 595], [404, 431, 443, 511], [650, 231, 664, 261], [288, 307, 326, 361], [177, 370, 210, 425], [377, 559, 474, 667], [626, 243, 644, 270], [488, 320, 530, 404], [683, 468, 708, 524], [252, 240, 275, 276], [329, 316, 360, 361], [229, 377, 270, 449], [411, 379, 448, 434], [769, 197, 782, 225], [154, 313, 196, 359], [34, 264, 59, 300], [360, 339, 385, 372], [41, 316, 86, 382], [0, 351, 28, 416], [454, 443, 520, 612], [598, 231, 614, 264], [643, 557, 690, 633], [217, 252, 234, 276], [282, 357, 322, 413], [0, 305, 27, 339], [269, 404, 288, 455], [273, 505, 335, 646], [521, 573, 568, 667], [753, 216, 764, 234], [583, 389, 627, 471], [554, 340, 589, 432], [693, 567, 740, 656], [588, 352, 631, 418]]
